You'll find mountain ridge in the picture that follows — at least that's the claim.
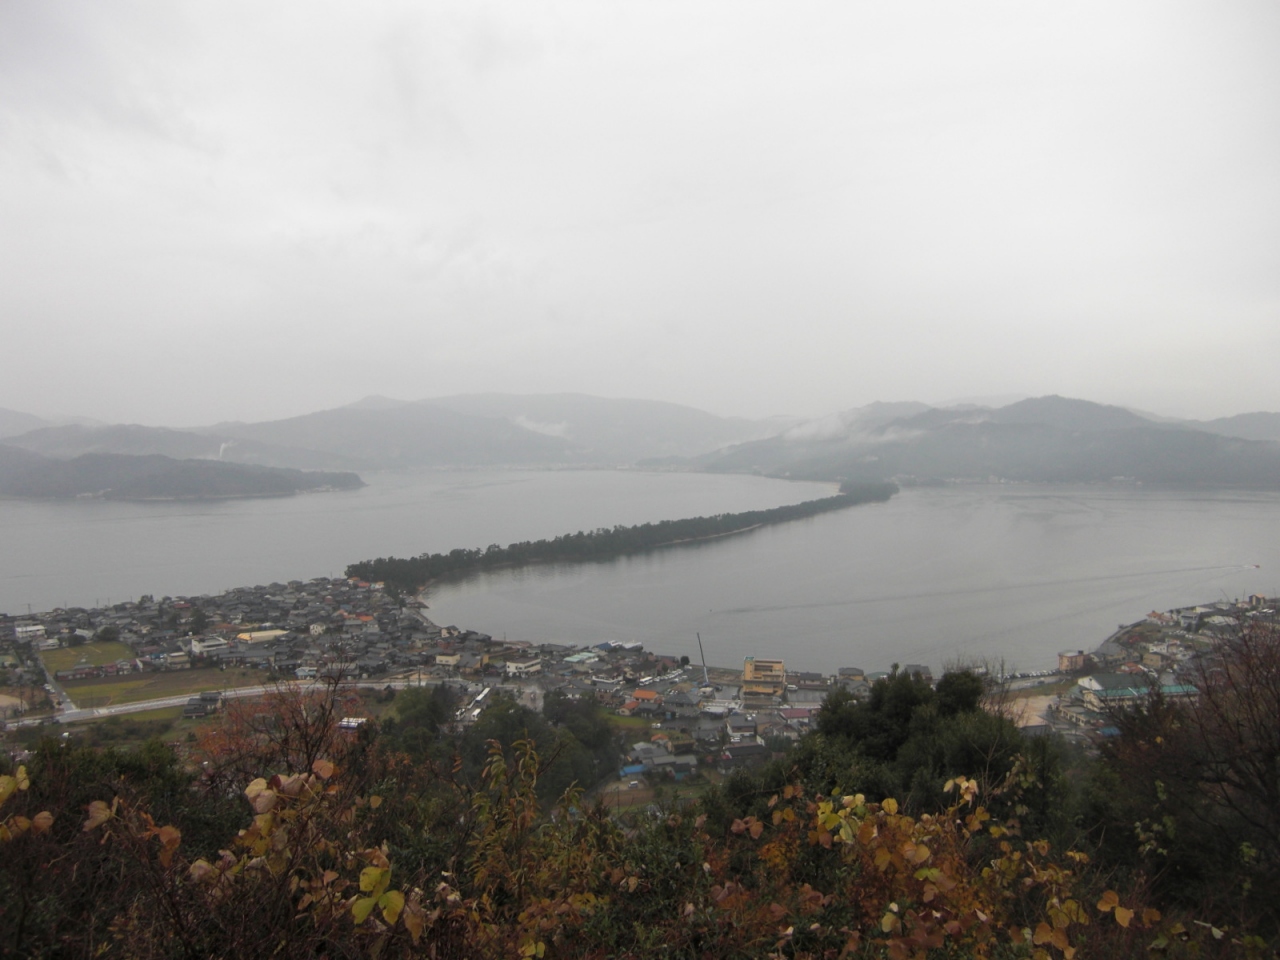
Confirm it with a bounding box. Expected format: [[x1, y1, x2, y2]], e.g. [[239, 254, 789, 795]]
[[2, 393, 1279, 486], [0, 444, 363, 500]]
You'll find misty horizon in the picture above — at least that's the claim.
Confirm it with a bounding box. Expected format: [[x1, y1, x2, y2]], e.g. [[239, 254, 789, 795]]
[[4, 389, 1279, 436], [2, 2, 1278, 426]]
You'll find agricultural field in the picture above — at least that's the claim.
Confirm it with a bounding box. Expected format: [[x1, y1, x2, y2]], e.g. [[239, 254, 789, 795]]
[[39, 641, 135, 673], [596, 771, 717, 812], [607, 714, 654, 733], [62, 667, 263, 708]]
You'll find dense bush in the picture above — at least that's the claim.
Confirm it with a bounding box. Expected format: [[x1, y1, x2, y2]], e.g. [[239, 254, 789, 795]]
[[3, 634, 1279, 957]]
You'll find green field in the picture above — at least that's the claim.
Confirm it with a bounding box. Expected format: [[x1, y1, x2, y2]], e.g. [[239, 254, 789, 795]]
[[607, 715, 654, 732], [62, 667, 261, 707], [40, 641, 136, 673]]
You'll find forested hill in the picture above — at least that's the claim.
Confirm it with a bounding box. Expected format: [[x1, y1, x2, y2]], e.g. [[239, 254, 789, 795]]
[[695, 395, 1280, 488], [0, 445, 364, 500], [346, 479, 897, 594]]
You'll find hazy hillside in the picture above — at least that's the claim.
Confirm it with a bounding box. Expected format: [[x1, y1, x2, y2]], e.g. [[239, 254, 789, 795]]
[[422, 392, 782, 461], [0, 445, 363, 500], [5, 423, 362, 471], [2, 395, 777, 471], [10, 424, 228, 460], [1192, 411, 1280, 443], [984, 395, 1154, 430], [698, 395, 1280, 488], [0, 407, 50, 439], [10, 394, 1280, 480], [207, 403, 576, 468]]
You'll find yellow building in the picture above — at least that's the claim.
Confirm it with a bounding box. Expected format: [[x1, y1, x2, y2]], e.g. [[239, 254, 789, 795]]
[[235, 629, 289, 644], [742, 656, 786, 697]]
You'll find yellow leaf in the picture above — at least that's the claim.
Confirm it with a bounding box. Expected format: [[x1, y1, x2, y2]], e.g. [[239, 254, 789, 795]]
[[351, 895, 377, 924], [1033, 922, 1054, 945], [31, 811, 54, 834], [1096, 890, 1119, 913], [881, 913, 901, 934], [749, 820, 764, 840], [1114, 906, 1133, 928], [82, 799, 113, 832], [882, 798, 899, 815], [360, 866, 389, 896], [1142, 908, 1162, 927], [157, 825, 182, 867], [311, 758, 335, 780], [369, 795, 383, 809], [245, 779, 277, 814], [0, 776, 16, 806], [188, 859, 216, 882], [380, 889, 405, 924], [403, 903, 425, 943], [1062, 899, 1088, 926]]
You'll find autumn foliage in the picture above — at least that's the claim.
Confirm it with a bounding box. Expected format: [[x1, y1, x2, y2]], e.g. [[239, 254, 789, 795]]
[[1, 729, 1269, 959], [5, 646, 1280, 959]]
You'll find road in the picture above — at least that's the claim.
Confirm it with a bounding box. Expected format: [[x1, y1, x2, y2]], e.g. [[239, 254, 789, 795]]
[[2, 676, 466, 730]]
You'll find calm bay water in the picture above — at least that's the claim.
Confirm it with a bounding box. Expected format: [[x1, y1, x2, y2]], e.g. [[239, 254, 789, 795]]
[[4, 472, 1278, 674], [0, 470, 829, 614], [426, 484, 1280, 673]]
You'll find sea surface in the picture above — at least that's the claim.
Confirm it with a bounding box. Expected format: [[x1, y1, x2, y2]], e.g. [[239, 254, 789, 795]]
[[4, 472, 1279, 674], [424, 483, 1280, 673], [0, 469, 829, 614]]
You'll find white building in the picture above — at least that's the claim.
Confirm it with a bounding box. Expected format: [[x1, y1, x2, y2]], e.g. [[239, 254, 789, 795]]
[[505, 657, 542, 678]]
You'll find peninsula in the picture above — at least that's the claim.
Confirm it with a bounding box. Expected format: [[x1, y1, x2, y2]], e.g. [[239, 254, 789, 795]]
[[345, 479, 897, 596]]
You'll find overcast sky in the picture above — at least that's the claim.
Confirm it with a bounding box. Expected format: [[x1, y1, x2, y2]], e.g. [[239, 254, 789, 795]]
[[2, 1, 1278, 426]]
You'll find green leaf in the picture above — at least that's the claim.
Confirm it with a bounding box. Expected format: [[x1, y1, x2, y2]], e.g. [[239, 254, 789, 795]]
[[360, 866, 389, 896], [379, 889, 405, 924], [352, 896, 378, 924]]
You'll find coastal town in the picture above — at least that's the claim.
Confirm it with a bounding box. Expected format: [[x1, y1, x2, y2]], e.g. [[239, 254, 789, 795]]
[[1, 577, 1274, 778]]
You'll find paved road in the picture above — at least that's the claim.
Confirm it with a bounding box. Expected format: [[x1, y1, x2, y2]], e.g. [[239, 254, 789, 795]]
[[3, 676, 463, 730]]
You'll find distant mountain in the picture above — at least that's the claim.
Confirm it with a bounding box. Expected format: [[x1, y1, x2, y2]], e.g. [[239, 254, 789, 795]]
[[1192, 412, 1280, 443], [0, 407, 51, 439], [5, 423, 358, 471], [207, 403, 576, 468], [984, 395, 1154, 431], [420, 393, 781, 462], [0, 445, 363, 500], [778, 401, 932, 443], [4, 395, 783, 471], [696, 395, 1280, 488], [10, 424, 230, 460], [12, 394, 1279, 484]]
